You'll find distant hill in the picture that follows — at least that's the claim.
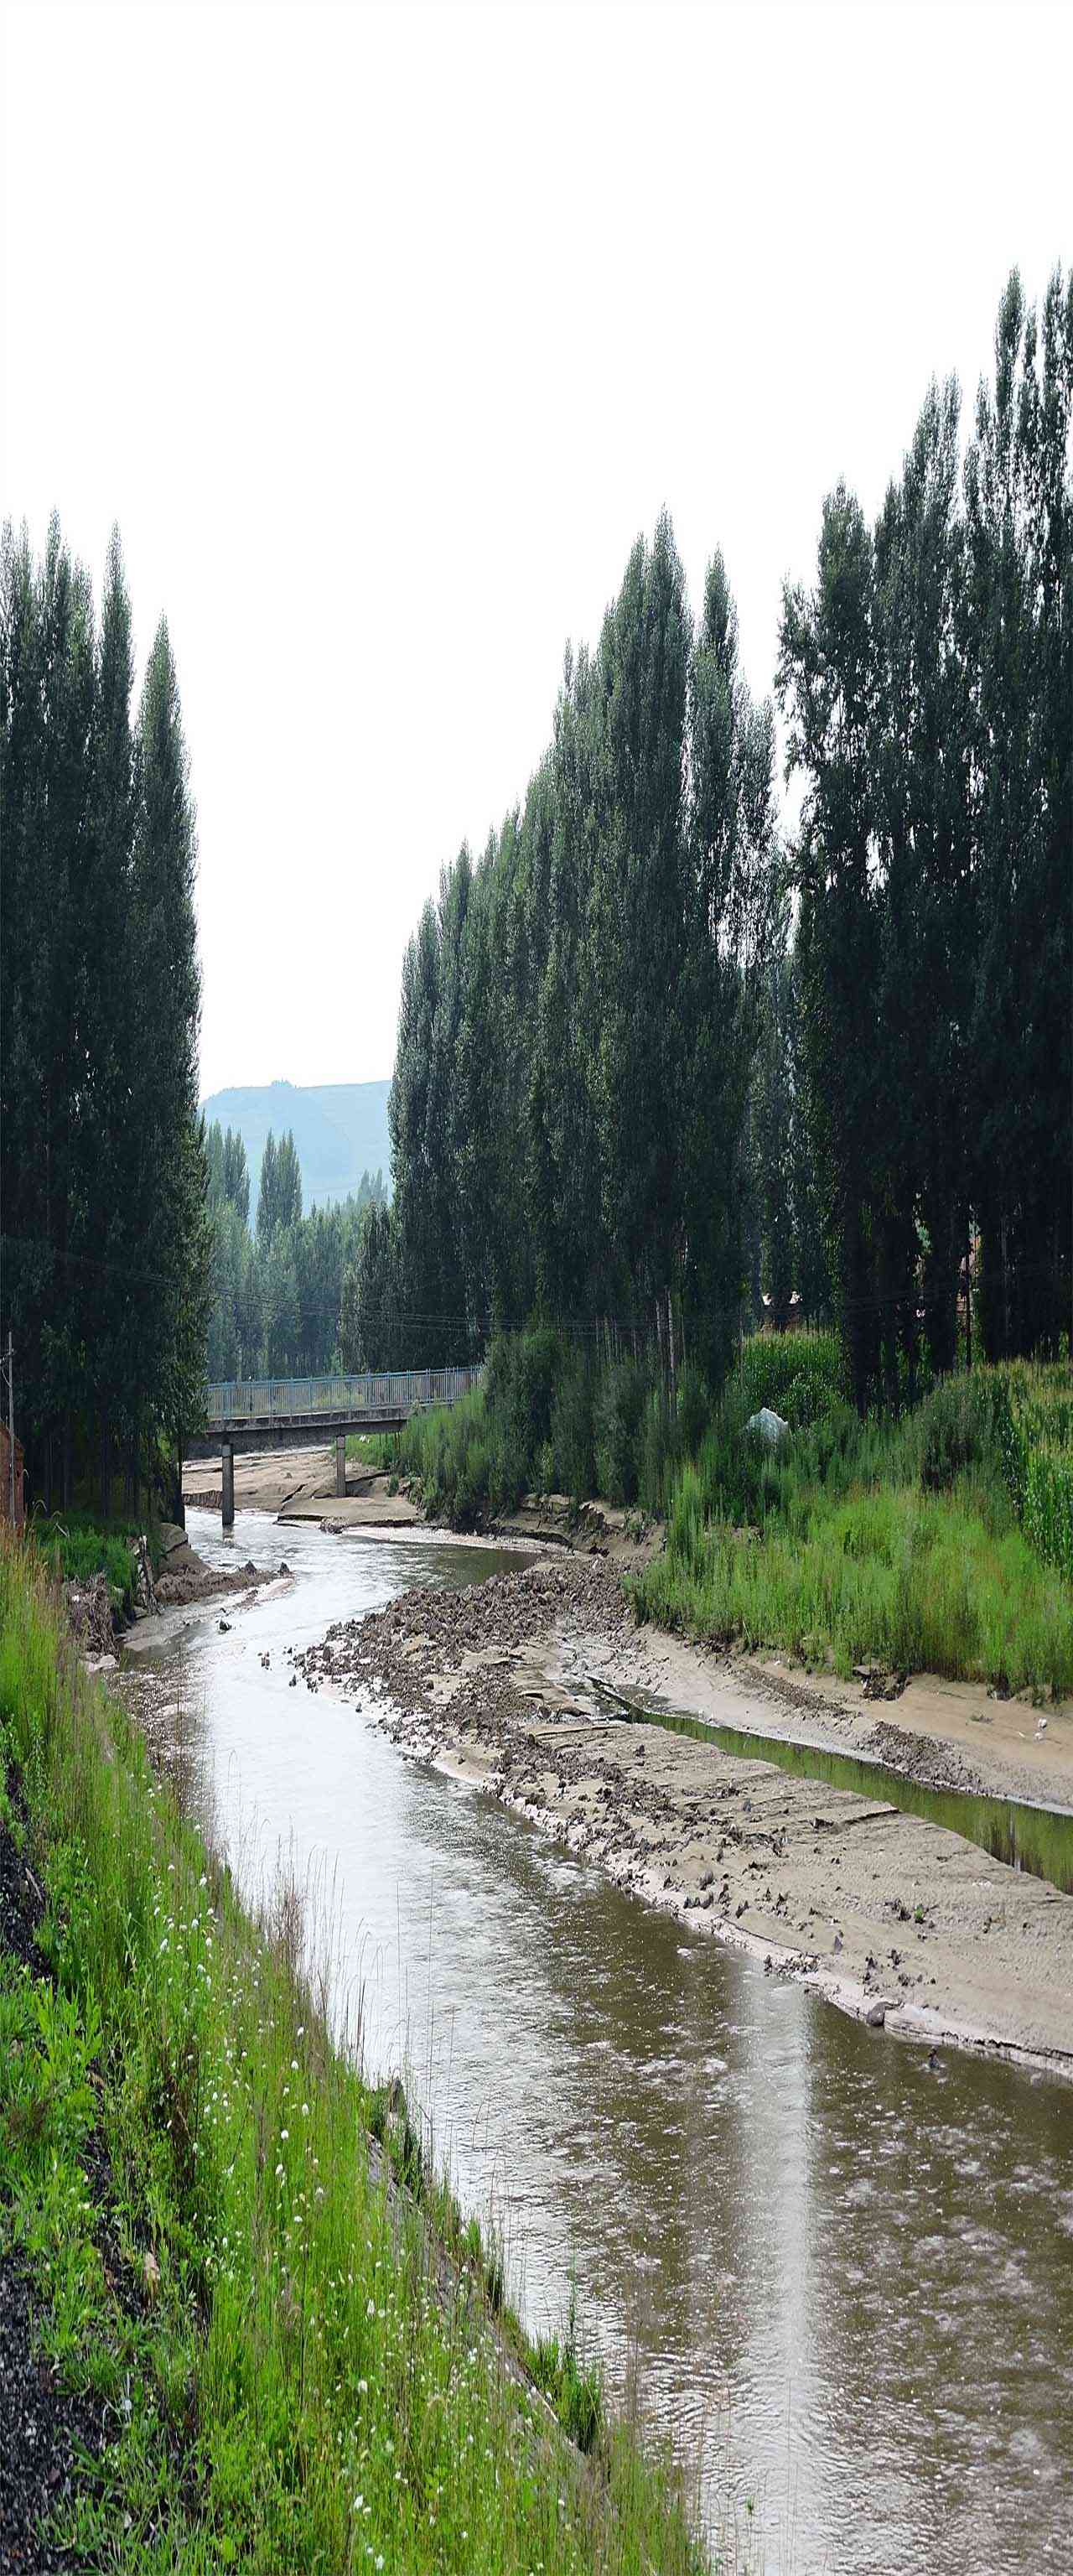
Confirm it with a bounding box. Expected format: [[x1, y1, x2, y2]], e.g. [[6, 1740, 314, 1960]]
[[200, 1079, 391, 1216]]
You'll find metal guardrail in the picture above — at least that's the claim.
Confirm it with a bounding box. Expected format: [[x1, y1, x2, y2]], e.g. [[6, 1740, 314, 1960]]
[[204, 1366, 483, 1425]]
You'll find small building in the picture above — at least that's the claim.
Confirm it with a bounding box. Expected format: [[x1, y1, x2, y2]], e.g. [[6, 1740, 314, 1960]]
[[0, 1421, 26, 1530]]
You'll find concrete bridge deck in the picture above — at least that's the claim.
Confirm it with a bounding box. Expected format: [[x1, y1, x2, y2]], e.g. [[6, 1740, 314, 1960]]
[[187, 1368, 480, 1524]]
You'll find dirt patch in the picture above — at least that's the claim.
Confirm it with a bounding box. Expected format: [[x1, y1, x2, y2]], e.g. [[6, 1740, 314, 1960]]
[[292, 1556, 1073, 2077], [182, 1446, 334, 1515]]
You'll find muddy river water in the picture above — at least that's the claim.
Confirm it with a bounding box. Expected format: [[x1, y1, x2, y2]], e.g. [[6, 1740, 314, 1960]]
[[128, 1510, 1073, 2575]]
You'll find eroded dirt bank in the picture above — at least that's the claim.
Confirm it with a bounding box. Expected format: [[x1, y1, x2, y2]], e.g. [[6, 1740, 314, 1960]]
[[293, 1555, 1073, 2075]]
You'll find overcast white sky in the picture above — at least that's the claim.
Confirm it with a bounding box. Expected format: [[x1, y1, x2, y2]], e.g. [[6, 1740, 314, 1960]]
[[3, 0, 1070, 1098]]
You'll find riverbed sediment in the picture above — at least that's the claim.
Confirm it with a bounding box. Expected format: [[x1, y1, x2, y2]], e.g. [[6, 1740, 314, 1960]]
[[293, 1554, 1073, 2075]]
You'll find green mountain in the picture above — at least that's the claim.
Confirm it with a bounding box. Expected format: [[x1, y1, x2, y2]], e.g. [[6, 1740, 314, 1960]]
[[200, 1079, 391, 1217]]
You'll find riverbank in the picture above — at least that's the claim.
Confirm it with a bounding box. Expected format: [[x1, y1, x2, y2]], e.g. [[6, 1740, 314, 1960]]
[[0, 1534, 712, 2573], [294, 1555, 1073, 2076]]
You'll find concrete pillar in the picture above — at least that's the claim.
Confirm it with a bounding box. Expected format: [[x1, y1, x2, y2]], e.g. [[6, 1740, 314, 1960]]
[[221, 1441, 235, 1531], [335, 1432, 346, 1498]]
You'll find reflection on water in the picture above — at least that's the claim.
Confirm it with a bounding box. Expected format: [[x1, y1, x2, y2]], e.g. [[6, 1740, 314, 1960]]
[[127, 1509, 1073, 2575], [603, 1692, 1073, 1893]]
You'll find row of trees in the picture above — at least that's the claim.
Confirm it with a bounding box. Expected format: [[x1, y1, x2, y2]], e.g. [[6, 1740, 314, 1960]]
[[343, 266, 1070, 1405], [205, 1121, 385, 1378], [340, 519, 780, 1381], [780, 267, 1072, 1405], [1, 518, 208, 1512]]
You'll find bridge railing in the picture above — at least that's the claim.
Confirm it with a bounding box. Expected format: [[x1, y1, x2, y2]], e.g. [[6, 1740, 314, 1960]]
[[204, 1367, 483, 1425]]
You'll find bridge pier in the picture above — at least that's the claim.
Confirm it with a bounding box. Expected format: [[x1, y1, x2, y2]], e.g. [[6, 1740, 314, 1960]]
[[335, 1433, 346, 1498], [221, 1440, 235, 1531]]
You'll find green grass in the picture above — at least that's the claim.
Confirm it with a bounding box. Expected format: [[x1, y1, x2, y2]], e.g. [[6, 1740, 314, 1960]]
[[393, 1327, 846, 1531], [733, 1330, 846, 1430], [32, 1509, 159, 1621], [345, 1431, 397, 1471], [636, 1363, 1073, 1701], [1003, 1359, 1073, 1584], [0, 1532, 711, 2573]]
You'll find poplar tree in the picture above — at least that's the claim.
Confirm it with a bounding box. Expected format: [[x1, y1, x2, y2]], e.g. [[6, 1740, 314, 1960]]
[[389, 902, 444, 1362], [82, 528, 137, 1502], [0, 527, 50, 1487], [273, 1130, 303, 1235], [779, 486, 883, 1408], [683, 552, 780, 1379], [127, 619, 209, 1488], [591, 516, 691, 1307], [873, 378, 972, 1378], [257, 1133, 279, 1243], [222, 1126, 250, 1223], [965, 266, 1073, 1357], [340, 1202, 397, 1369]]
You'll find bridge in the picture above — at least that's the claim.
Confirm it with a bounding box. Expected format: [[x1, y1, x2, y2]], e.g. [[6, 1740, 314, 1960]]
[[185, 1368, 482, 1527]]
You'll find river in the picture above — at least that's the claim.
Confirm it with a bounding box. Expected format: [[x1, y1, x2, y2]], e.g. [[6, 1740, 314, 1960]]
[[126, 1509, 1073, 2575]]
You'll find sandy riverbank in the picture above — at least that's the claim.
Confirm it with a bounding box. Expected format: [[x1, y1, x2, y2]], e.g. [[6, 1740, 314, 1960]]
[[183, 1450, 1073, 1806], [293, 1554, 1073, 2076], [183, 1447, 434, 1531]]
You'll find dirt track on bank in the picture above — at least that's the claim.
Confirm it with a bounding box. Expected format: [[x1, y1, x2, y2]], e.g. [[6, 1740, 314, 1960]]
[[293, 1554, 1073, 2077]]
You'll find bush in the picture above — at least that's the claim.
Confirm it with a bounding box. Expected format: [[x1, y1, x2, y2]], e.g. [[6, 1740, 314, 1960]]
[[638, 1358, 1073, 1698], [1003, 1361, 1073, 1585], [914, 1369, 1011, 1494], [735, 1329, 845, 1430], [34, 1513, 144, 1620]]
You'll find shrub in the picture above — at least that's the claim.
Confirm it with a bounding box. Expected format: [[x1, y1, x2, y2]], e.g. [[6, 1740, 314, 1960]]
[[915, 1369, 1011, 1494], [1003, 1362, 1073, 1584], [34, 1514, 143, 1620], [735, 1330, 845, 1431]]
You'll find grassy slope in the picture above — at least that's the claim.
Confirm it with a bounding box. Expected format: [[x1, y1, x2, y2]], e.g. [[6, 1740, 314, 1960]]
[[383, 1331, 1073, 1700], [33, 1509, 158, 1623], [637, 1362, 1073, 1701], [0, 1536, 708, 2573]]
